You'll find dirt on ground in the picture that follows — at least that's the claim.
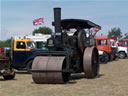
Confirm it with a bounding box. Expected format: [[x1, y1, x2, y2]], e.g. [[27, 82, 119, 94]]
[[0, 58, 128, 96]]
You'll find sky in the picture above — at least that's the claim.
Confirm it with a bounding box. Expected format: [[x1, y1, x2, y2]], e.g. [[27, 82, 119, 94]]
[[0, 0, 128, 41]]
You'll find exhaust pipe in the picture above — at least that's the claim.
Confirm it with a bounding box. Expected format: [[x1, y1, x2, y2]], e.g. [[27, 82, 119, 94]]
[[54, 8, 61, 34]]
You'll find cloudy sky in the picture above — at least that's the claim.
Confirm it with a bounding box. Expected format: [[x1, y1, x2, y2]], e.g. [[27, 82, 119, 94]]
[[0, 0, 128, 40]]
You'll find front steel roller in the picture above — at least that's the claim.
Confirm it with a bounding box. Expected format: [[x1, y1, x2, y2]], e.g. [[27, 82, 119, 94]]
[[83, 47, 99, 78], [32, 56, 70, 84]]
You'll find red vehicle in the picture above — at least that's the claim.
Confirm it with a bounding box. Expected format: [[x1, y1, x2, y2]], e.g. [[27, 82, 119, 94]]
[[0, 47, 15, 80], [96, 36, 114, 63], [121, 39, 128, 48]]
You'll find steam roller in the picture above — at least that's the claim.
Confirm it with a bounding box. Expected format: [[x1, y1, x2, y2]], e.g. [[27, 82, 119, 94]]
[[31, 8, 101, 84]]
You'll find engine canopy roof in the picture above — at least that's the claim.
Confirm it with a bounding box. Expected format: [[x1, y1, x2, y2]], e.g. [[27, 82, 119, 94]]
[[52, 19, 101, 30]]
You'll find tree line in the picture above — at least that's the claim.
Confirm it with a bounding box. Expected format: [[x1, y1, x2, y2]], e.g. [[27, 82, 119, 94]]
[[0, 39, 11, 47]]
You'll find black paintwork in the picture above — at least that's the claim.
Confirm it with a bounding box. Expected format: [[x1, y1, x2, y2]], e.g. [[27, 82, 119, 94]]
[[12, 48, 46, 69]]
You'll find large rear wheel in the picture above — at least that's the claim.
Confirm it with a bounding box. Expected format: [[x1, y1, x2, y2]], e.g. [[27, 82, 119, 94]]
[[83, 47, 99, 78]]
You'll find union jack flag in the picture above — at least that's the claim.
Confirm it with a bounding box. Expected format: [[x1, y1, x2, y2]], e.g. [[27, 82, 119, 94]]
[[33, 18, 44, 26]]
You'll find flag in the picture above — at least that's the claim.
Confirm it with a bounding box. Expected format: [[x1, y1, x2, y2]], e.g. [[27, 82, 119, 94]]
[[33, 18, 44, 26], [125, 33, 128, 36]]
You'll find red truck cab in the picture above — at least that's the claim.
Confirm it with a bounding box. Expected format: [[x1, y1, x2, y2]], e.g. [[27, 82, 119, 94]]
[[121, 39, 128, 48], [96, 36, 112, 63], [96, 36, 111, 54]]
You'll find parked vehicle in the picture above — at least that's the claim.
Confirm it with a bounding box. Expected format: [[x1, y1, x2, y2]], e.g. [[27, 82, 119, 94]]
[[118, 46, 128, 59], [10, 37, 47, 72], [0, 47, 15, 80], [121, 39, 128, 48], [16, 34, 51, 49], [96, 36, 114, 63], [110, 37, 128, 59]]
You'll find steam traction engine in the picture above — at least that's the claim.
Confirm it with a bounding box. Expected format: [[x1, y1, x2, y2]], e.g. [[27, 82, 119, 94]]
[[31, 8, 101, 84]]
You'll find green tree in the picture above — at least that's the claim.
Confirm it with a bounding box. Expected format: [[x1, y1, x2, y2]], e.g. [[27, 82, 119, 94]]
[[0, 39, 11, 47], [32, 27, 52, 35], [108, 27, 122, 37]]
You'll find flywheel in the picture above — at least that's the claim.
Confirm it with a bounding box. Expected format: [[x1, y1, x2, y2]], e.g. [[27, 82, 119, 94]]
[[77, 29, 87, 54]]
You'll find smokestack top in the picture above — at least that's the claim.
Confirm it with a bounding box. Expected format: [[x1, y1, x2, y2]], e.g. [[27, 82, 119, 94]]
[[54, 7, 61, 10], [54, 7, 61, 33]]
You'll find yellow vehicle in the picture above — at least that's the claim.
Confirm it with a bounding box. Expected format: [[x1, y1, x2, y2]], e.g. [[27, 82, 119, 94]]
[[13, 38, 35, 51], [11, 37, 45, 72]]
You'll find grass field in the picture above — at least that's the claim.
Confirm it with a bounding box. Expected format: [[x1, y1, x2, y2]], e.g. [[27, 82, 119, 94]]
[[0, 58, 128, 96]]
